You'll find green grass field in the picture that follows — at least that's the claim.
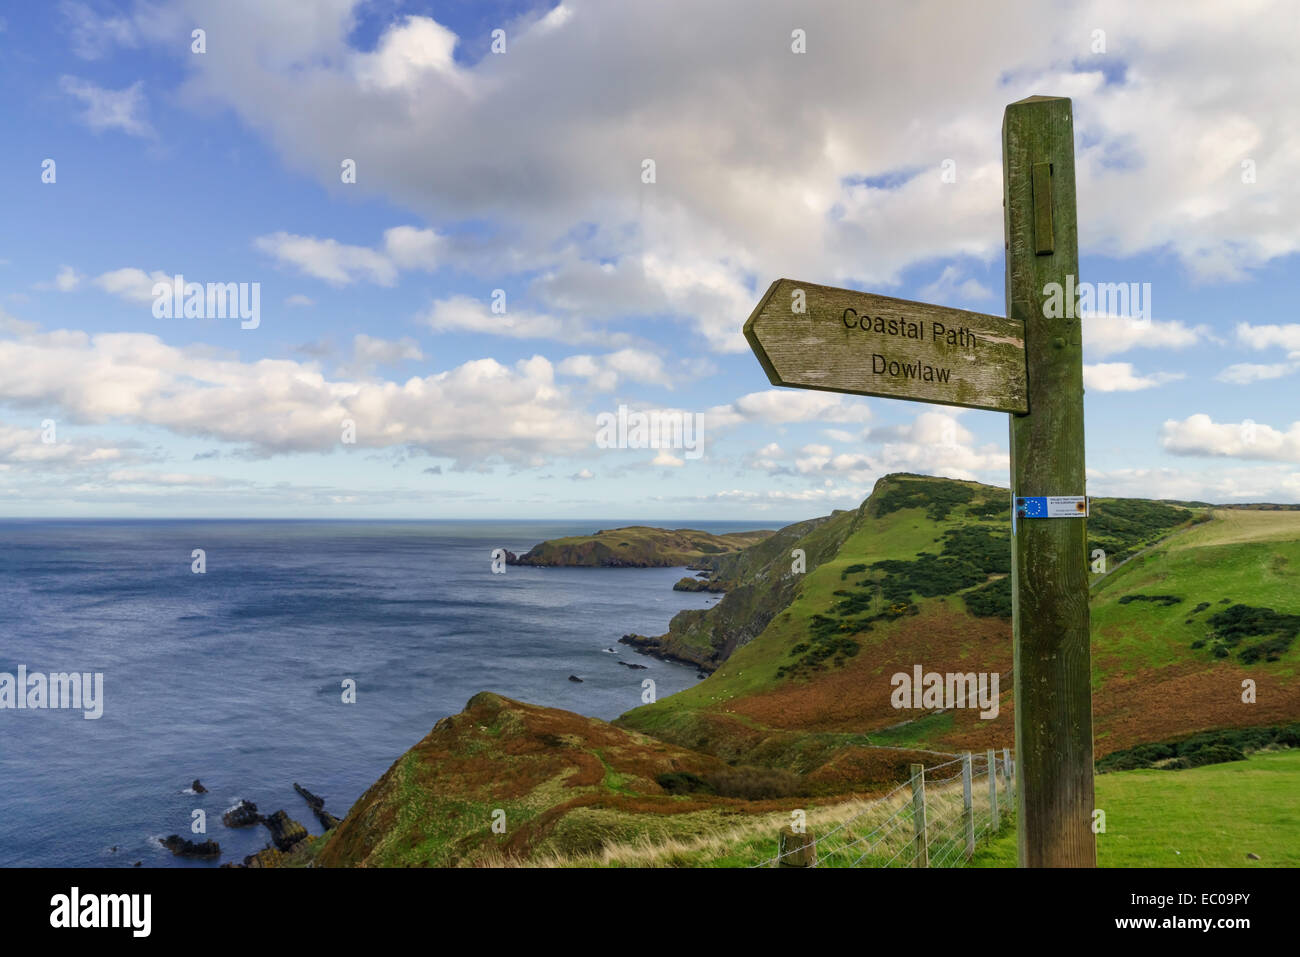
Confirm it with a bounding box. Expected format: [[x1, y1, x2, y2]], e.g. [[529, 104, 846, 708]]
[[971, 750, 1300, 867]]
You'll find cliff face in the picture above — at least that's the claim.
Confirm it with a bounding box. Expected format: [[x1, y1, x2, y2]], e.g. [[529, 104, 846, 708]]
[[621, 507, 865, 670], [505, 525, 773, 568]]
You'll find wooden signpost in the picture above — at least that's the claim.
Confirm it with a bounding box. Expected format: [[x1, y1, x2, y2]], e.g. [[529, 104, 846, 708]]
[[745, 96, 1095, 868]]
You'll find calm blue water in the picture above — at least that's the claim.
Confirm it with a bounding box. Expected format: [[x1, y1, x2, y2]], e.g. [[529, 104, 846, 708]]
[[0, 520, 753, 868]]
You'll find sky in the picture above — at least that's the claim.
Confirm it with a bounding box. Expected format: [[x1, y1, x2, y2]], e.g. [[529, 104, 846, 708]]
[[1, 0, 1299, 520]]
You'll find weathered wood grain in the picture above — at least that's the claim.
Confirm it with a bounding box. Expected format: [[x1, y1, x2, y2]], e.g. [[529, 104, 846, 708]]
[[1004, 94, 1097, 868], [743, 280, 1028, 414]]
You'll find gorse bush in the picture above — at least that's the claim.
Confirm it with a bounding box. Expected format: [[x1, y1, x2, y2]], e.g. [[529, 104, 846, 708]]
[[1097, 724, 1300, 772], [1197, 603, 1300, 664], [655, 767, 805, 799], [965, 575, 1012, 618]]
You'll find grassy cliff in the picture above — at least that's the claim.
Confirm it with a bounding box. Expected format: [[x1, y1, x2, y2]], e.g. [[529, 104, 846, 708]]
[[505, 525, 773, 568]]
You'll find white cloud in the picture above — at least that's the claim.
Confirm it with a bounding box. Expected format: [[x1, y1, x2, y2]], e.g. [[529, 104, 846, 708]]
[[1161, 413, 1300, 462], [60, 1, 139, 60], [285, 294, 315, 307], [917, 265, 992, 304], [557, 349, 671, 391], [0, 422, 128, 470], [1214, 361, 1296, 385], [1234, 322, 1300, 358], [254, 232, 397, 286], [711, 390, 873, 427], [1083, 362, 1185, 391], [54, 266, 82, 291], [651, 449, 685, 467], [93, 267, 170, 304], [0, 322, 592, 467], [1082, 314, 1209, 358], [59, 76, 153, 137]]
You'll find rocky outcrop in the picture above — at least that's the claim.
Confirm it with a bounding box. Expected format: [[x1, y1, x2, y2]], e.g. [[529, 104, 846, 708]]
[[262, 810, 309, 851], [672, 576, 729, 592], [294, 783, 342, 830], [161, 835, 220, 858], [222, 800, 262, 828], [191, 779, 208, 793]]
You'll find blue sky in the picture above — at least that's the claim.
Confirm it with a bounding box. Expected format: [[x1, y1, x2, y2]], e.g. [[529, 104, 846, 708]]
[[2, 0, 1299, 519]]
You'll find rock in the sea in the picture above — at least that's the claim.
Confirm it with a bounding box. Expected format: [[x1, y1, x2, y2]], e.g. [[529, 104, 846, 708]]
[[568, 674, 583, 683], [191, 779, 208, 794], [261, 810, 309, 851], [317, 809, 342, 830], [617, 661, 648, 670], [161, 835, 221, 858], [294, 783, 342, 830], [671, 576, 728, 593], [133, 861, 142, 867], [697, 672, 708, 679], [222, 799, 262, 828]]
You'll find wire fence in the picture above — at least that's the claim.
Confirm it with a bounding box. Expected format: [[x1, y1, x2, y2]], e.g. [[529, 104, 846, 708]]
[[754, 747, 1015, 868]]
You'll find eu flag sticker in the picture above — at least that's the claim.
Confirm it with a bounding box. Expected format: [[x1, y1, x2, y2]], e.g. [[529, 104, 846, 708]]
[[1015, 495, 1088, 519]]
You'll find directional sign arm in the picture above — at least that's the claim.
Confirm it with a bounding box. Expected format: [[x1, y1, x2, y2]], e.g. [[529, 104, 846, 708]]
[[744, 279, 1029, 414]]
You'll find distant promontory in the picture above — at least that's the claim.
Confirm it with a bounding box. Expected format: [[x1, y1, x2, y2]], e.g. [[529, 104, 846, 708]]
[[504, 525, 774, 568]]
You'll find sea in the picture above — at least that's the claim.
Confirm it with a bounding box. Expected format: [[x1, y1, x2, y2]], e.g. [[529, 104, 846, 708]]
[[0, 519, 762, 868]]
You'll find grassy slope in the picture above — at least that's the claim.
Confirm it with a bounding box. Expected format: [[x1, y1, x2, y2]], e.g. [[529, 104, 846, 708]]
[[313, 691, 945, 867], [618, 475, 1300, 768], [973, 750, 1300, 867], [507, 525, 773, 568]]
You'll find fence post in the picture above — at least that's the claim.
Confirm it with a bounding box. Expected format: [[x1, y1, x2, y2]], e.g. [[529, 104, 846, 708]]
[[910, 763, 929, 868], [1003, 747, 1013, 804], [962, 752, 975, 860], [776, 825, 817, 867], [987, 749, 1000, 832]]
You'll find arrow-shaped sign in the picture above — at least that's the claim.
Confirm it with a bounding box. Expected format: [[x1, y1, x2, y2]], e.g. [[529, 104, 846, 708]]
[[743, 279, 1028, 414]]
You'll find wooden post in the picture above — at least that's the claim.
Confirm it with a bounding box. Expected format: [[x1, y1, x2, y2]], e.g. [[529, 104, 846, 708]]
[[910, 763, 929, 868], [776, 825, 817, 867], [962, 752, 975, 860], [1003, 95, 1096, 868], [987, 748, 1000, 833]]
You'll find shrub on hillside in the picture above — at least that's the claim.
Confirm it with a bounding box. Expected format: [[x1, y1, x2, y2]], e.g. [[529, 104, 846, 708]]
[[655, 771, 715, 795], [1169, 744, 1247, 770], [965, 576, 1012, 618], [1098, 725, 1300, 772], [702, 765, 804, 800], [1200, 603, 1300, 664]]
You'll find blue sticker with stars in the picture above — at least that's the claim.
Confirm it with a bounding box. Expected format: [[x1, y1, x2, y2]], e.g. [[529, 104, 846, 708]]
[[1015, 495, 1088, 522]]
